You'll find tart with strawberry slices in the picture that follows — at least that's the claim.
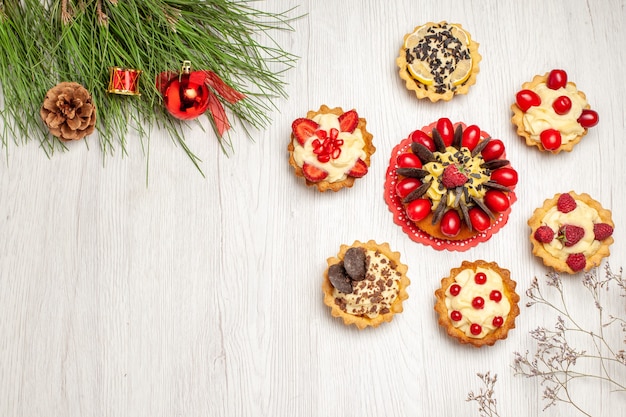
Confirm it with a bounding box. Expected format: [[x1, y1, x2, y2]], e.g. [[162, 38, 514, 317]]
[[384, 118, 518, 250], [511, 69, 599, 153], [289, 105, 375, 192], [435, 260, 520, 347], [322, 240, 410, 329], [528, 191, 614, 274], [396, 22, 481, 102]]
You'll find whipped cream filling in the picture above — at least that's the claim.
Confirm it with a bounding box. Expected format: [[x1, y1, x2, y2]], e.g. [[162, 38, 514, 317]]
[[445, 267, 511, 339], [293, 113, 366, 182], [541, 200, 602, 259], [333, 249, 401, 319], [522, 83, 587, 143]]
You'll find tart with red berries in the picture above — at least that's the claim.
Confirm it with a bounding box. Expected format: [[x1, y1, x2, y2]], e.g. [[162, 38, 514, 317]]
[[289, 105, 375, 192], [511, 69, 599, 153], [396, 22, 481, 102], [322, 240, 410, 329], [434, 260, 520, 347], [528, 191, 614, 274], [384, 118, 518, 251]]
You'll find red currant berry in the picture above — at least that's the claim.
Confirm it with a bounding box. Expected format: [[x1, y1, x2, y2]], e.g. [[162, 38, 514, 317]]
[[472, 296, 485, 309], [552, 95, 572, 115], [449, 284, 461, 296], [474, 272, 487, 284], [470, 323, 482, 335], [492, 316, 504, 327], [577, 109, 599, 128], [450, 310, 462, 321], [489, 290, 502, 302]]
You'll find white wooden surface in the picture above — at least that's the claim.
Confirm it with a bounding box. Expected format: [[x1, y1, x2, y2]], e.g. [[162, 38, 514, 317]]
[[1, 0, 625, 416]]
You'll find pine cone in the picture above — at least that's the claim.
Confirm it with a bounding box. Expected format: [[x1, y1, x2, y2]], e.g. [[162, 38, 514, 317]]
[[40, 82, 97, 141]]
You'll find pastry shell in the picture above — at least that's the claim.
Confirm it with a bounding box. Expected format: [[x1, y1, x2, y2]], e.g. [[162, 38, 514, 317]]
[[396, 22, 481, 102], [528, 191, 614, 274], [434, 260, 520, 347], [288, 105, 375, 192], [511, 73, 591, 153], [322, 240, 410, 329]]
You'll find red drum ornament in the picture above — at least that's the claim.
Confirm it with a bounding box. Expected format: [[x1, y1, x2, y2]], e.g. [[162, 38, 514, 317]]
[[163, 61, 211, 120], [107, 67, 142, 96]]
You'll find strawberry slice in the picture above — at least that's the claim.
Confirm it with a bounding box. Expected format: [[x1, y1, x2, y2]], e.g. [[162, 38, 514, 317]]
[[292, 118, 319, 146], [302, 162, 328, 182], [338, 110, 359, 133], [348, 158, 368, 178]]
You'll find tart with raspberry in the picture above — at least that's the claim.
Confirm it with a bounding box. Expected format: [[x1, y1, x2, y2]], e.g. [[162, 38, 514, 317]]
[[289, 105, 375, 192], [384, 118, 518, 251], [322, 240, 410, 329], [434, 260, 520, 347], [528, 191, 614, 274], [511, 69, 599, 153], [396, 22, 481, 102]]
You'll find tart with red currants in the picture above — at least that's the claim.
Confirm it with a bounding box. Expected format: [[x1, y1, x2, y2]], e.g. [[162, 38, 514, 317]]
[[289, 105, 375, 192], [384, 118, 518, 251], [435, 260, 520, 347], [528, 191, 614, 274], [322, 240, 410, 329], [511, 69, 599, 153]]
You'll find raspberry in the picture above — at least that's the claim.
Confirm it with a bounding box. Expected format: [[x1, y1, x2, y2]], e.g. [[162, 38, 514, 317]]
[[557, 193, 577, 213], [558, 224, 585, 247], [534, 225, 555, 243], [566, 253, 586, 272], [441, 164, 468, 188], [593, 223, 614, 241]]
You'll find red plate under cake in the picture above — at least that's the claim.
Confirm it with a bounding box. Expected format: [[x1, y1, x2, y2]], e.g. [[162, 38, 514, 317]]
[[384, 118, 518, 251]]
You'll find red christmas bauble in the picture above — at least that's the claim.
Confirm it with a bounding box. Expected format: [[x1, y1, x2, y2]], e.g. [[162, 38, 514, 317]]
[[163, 71, 210, 120]]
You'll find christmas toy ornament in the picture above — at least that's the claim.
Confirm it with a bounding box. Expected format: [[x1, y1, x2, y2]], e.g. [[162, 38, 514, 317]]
[[158, 61, 246, 136], [40, 82, 97, 141], [107, 67, 142, 96], [161, 61, 211, 121]]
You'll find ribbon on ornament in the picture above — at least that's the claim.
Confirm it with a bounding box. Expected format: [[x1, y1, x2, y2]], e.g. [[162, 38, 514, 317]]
[[156, 68, 245, 137]]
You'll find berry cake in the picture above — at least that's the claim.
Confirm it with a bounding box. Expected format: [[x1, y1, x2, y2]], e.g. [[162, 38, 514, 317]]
[[322, 240, 410, 329], [396, 22, 481, 102], [434, 260, 520, 347], [385, 118, 518, 249], [528, 191, 614, 274], [511, 69, 599, 153], [289, 105, 375, 192]]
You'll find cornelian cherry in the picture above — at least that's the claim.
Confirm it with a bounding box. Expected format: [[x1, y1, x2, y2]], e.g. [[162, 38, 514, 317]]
[[409, 129, 435, 151], [451, 311, 462, 321], [516, 89, 541, 111], [472, 296, 485, 309], [406, 198, 431, 222], [470, 323, 482, 335], [396, 177, 421, 199], [492, 316, 504, 327], [490, 290, 502, 302], [461, 125, 481, 150], [481, 139, 505, 161], [490, 167, 518, 187], [552, 95, 572, 115], [436, 117, 454, 146], [577, 109, 599, 128], [397, 152, 422, 169], [449, 284, 461, 296], [440, 210, 461, 237], [474, 272, 487, 284], [540, 128, 562, 150], [547, 69, 568, 90]]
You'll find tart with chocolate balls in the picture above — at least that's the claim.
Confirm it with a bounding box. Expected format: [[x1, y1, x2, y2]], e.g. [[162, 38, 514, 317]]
[[322, 240, 410, 329], [511, 69, 599, 153], [385, 118, 518, 250], [396, 21, 481, 102], [434, 260, 520, 347], [528, 191, 614, 274], [289, 105, 375, 192]]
